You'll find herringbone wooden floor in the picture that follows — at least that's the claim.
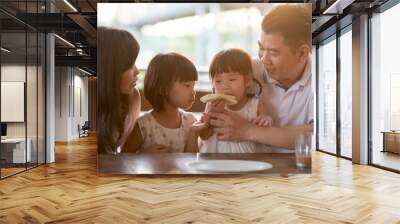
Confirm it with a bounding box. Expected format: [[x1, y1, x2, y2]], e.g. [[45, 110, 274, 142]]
[[1, 135, 400, 224]]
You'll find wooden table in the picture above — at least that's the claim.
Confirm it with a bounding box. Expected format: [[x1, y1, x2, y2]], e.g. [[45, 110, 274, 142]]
[[381, 131, 400, 154], [98, 153, 311, 175]]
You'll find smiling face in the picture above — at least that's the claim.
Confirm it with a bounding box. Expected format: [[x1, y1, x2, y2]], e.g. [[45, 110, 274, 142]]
[[120, 65, 139, 94], [167, 80, 196, 110], [212, 72, 251, 103], [258, 32, 304, 84]]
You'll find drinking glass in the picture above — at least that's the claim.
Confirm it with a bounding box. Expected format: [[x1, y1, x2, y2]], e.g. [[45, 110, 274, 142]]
[[295, 132, 312, 168]]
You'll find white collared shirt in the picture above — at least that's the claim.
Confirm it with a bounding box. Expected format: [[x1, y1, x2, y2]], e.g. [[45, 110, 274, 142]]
[[252, 56, 314, 127]]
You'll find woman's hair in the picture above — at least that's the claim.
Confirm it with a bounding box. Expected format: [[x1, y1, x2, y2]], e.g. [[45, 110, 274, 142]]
[[144, 53, 198, 111], [97, 26, 139, 154], [209, 48, 262, 96]]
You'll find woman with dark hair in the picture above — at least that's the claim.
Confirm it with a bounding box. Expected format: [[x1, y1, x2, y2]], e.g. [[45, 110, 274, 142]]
[[97, 27, 141, 154]]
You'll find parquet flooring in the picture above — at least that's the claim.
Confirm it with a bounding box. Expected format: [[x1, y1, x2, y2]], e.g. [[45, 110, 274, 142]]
[[1, 135, 399, 223], [1, 167, 26, 178]]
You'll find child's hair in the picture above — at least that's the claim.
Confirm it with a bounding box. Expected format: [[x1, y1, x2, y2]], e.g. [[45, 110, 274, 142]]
[[209, 48, 262, 96], [144, 53, 198, 111]]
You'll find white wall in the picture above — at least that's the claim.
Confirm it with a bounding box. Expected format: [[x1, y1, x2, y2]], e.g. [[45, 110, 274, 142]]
[[54, 67, 89, 141], [1, 64, 45, 164], [1, 65, 38, 138], [1, 65, 26, 139], [55, 67, 69, 141]]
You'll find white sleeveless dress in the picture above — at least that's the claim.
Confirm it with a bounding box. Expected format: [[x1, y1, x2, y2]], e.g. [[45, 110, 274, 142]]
[[200, 97, 262, 153], [137, 110, 197, 153]]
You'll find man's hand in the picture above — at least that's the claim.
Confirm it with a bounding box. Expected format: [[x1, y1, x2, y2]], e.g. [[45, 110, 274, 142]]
[[209, 110, 255, 141], [250, 115, 273, 127]]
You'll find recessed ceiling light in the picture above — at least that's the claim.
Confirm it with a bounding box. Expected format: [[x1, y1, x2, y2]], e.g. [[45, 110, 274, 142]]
[[63, 0, 78, 12], [1, 47, 11, 53], [78, 67, 93, 76], [323, 0, 354, 15], [54, 34, 75, 48]]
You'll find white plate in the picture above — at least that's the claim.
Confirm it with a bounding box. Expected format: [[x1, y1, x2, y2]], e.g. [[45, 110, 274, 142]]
[[186, 160, 273, 173]]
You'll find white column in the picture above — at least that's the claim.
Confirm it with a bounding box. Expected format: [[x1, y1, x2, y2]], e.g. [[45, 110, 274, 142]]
[[352, 14, 369, 164], [46, 0, 55, 163], [46, 33, 55, 163], [195, 5, 207, 67], [206, 4, 221, 63]]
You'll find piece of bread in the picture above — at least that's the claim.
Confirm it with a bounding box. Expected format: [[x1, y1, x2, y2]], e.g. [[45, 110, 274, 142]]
[[200, 93, 237, 105]]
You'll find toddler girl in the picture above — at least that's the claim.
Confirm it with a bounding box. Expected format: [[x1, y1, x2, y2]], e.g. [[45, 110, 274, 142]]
[[200, 48, 273, 153], [123, 53, 204, 153]]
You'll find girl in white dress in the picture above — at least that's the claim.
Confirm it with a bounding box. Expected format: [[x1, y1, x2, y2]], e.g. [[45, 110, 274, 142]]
[[123, 53, 205, 153], [200, 48, 273, 153]]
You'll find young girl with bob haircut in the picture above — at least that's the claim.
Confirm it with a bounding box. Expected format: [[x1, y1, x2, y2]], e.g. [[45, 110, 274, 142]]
[[123, 53, 205, 153], [200, 48, 273, 153]]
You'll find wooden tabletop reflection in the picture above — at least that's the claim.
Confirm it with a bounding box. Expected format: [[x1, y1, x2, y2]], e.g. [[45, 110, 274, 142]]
[[98, 152, 311, 175]]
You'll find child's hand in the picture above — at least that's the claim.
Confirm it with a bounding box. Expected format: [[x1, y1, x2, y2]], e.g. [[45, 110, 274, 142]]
[[200, 112, 211, 124], [144, 144, 172, 153], [250, 115, 273, 127], [191, 113, 211, 132]]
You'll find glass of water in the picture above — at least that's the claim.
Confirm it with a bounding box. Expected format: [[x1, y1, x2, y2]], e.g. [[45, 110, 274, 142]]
[[295, 132, 312, 168]]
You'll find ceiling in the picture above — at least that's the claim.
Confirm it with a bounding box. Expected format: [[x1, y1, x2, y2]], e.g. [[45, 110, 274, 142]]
[[0, 0, 392, 76], [1, 0, 97, 74]]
